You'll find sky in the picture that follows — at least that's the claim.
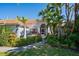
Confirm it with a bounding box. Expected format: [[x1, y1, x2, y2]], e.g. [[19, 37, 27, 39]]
[[0, 3, 47, 19], [0, 3, 74, 20]]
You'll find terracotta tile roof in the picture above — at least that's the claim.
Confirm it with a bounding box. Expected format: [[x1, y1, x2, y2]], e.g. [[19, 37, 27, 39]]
[[0, 20, 18, 24], [5, 20, 18, 24], [0, 19, 46, 27], [25, 20, 37, 27], [0, 20, 4, 24], [0, 19, 37, 25]]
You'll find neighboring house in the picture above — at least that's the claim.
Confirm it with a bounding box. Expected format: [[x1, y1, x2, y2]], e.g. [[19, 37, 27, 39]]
[[0, 19, 48, 38]]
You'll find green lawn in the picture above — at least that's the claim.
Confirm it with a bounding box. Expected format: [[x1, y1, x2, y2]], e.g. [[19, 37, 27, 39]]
[[4, 45, 79, 56], [0, 45, 79, 56], [0, 52, 7, 56]]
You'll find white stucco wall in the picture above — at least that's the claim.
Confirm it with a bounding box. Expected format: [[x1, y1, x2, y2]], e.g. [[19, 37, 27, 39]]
[[16, 26, 24, 38]]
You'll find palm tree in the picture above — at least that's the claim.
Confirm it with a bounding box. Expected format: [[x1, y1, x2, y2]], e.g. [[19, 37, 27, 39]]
[[74, 3, 79, 32], [65, 3, 69, 23], [75, 3, 77, 24], [39, 3, 63, 35], [64, 3, 74, 34], [64, 3, 73, 24], [21, 17, 28, 38], [39, 8, 51, 34], [74, 3, 79, 24], [16, 16, 27, 38]]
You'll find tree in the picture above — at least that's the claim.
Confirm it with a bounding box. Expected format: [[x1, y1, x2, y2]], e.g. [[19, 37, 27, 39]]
[[64, 3, 74, 24], [63, 3, 74, 36], [16, 16, 27, 38], [39, 3, 63, 35], [74, 3, 79, 32], [39, 8, 52, 34], [75, 3, 78, 24]]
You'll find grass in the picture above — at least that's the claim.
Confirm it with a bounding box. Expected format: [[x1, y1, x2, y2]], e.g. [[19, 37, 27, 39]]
[[5, 45, 79, 56], [0, 52, 6, 56], [0, 44, 79, 56]]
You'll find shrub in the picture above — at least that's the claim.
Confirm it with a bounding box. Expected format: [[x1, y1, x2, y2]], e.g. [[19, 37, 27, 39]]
[[16, 38, 27, 47], [57, 33, 78, 48], [16, 35, 42, 47], [0, 31, 42, 47], [27, 35, 42, 44], [69, 34, 78, 41], [0, 31, 17, 47], [46, 35, 59, 47], [8, 32, 17, 46], [0, 35, 8, 46], [66, 33, 79, 48], [70, 33, 79, 48], [0, 33, 9, 46], [46, 34, 75, 48]]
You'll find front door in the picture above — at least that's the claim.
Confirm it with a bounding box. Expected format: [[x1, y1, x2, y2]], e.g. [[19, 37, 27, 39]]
[[40, 24, 46, 35]]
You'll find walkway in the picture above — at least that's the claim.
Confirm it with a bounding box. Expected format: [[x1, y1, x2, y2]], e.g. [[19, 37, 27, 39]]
[[0, 41, 46, 52]]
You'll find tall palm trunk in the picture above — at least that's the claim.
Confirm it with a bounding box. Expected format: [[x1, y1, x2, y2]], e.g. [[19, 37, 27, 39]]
[[65, 3, 69, 25], [24, 25, 27, 38], [75, 3, 78, 25], [50, 25, 53, 34]]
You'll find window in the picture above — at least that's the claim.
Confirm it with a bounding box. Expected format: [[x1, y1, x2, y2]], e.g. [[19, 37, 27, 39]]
[[31, 29, 37, 34]]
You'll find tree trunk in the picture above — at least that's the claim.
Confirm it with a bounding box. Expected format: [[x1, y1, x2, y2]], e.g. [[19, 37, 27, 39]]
[[75, 3, 78, 25], [24, 26, 27, 38], [65, 3, 69, 25], [50, 26, 53, 34]]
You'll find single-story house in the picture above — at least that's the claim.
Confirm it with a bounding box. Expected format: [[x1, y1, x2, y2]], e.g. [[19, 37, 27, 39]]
[[0, 19, 50, 38]]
